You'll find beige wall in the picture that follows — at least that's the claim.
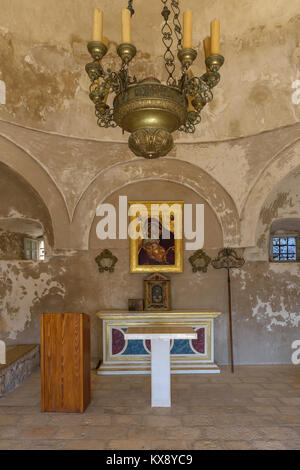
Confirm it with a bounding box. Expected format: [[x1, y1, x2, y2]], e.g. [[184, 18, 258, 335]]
[[0, 1, 299, 365]]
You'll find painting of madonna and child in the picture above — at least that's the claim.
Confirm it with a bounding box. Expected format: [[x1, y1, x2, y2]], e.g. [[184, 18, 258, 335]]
[[129, 201, 183, 273]]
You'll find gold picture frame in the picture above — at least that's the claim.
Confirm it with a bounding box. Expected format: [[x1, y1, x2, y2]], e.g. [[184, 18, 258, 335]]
[[144, 273, 171, 311], [129, 200, 183, 273]]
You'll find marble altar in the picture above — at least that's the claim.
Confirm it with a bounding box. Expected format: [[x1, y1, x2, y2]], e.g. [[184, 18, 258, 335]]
[[96, 310, 222, 375]]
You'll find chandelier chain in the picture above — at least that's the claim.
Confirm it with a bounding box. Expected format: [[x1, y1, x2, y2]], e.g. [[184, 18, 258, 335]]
[[161, 0, 176, 86], [170, 0, 182, 50], [127, 0, 135, 17]]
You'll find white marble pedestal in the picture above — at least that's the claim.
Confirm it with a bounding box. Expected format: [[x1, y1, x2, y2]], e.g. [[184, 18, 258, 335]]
[[125, 327, 197, 407]]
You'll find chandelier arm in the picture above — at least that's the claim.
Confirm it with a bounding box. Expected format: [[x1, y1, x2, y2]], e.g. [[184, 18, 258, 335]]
[[95, 104, 117, 128], [184, 76, 213, 103], [201, 71, 221, 89], [179, 110, 201, 134]]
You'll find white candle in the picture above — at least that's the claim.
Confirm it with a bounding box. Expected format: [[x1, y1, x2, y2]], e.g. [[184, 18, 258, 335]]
[[93, 9, 103, 42], [210, 19, 220, 54], [183, 11, 193, 48], [122, 8, 131, 43]]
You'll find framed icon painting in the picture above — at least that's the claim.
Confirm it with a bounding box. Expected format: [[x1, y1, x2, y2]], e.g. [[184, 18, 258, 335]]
[[144, 273, 171, 311], [129, 200, 183, 273]]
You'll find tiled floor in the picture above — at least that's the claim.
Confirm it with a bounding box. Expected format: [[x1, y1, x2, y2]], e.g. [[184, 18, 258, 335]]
[[0, 365, 300, 450]]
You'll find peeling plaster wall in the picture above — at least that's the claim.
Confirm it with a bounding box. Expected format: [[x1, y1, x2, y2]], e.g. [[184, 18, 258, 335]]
[[254, 165, 300, 260], [0, 162, 54, 247], [0, 229, 25, 260], [0, 171, 299, 363], [231, 262, 300, 364], [0, 1, 299, 365]]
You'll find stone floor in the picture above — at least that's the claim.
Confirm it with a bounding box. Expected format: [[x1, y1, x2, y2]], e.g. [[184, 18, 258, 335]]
[[0, 365, 299, 450]]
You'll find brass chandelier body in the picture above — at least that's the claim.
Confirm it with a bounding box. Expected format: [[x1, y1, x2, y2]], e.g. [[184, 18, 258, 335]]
[[85, 1, 224, 159]]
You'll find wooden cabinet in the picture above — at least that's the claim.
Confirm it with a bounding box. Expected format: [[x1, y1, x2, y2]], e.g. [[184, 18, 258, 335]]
[[41, 313, 91, 413]]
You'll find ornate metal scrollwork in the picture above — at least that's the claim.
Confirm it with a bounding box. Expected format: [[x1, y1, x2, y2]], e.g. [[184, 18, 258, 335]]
[[95, 249, 118, 273], [129, 128, 174, 158], [189, 249, 211, 273], [211, 248, 245, 270]]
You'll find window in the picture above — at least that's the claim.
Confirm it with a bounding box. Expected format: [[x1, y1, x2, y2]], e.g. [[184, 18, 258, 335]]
[[271, 235, 300, 262], [39, 239, 45, 260], [269, 219, 300, 263], [272, 236, 297, 261], [24, 237, 45, 260]]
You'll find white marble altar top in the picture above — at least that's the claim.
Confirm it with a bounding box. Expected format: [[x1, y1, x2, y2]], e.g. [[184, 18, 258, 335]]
[[124, 326, 197, 340], [97, 310, 222, 319]]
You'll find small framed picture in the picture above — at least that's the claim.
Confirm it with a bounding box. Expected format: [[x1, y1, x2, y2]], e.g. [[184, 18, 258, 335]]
[[128, 298, 144, 311], [144, 273, 171, 311]]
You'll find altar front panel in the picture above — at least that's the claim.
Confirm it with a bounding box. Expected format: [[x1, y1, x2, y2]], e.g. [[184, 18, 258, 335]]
[[97, 310, 221, 375]]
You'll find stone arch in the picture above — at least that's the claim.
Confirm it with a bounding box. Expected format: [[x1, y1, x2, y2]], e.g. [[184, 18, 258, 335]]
[[241, 139, 300, 247], [0, 134, 70, 249], [71, 158, 240, 250]]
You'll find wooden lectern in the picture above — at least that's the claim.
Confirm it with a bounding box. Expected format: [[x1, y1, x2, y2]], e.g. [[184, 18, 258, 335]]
[[41, 313, 91, 413]]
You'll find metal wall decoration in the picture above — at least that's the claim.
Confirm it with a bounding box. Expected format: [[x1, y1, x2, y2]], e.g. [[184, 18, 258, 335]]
[[211, 248, 245, 373], [189, 249, 211, 272], [95, 249, 118, 273]]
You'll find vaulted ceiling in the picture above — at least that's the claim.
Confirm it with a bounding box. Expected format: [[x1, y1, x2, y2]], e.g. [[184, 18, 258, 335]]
[[0, 0, 300, 141]]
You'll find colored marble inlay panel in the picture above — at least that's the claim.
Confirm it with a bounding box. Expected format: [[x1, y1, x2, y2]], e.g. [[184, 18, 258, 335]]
[[170, 339, 194, 355], [122, 339, 149, 355], [191, 328, 205, 354], [109, 324, 207, 358], [112, 328, 126, 355]]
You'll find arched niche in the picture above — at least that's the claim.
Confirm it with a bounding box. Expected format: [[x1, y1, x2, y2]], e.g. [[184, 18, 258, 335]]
[[0, 135, 70, 249], [241, 141, 300, 247], [72, 159, 239, 250], [270, 218, 300, 235], [88, 180, 225, 315], [0, 162, 54, 253], [245, 166, 300, 261], [89, 180, 223, 251]]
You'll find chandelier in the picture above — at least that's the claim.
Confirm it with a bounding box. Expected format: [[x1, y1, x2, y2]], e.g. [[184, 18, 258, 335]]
[[85, 0, 224, 159]]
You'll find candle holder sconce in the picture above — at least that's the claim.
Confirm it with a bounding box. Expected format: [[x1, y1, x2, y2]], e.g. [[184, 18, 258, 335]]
[[95, 249, 118, 273], [211, 247, 245, 373]]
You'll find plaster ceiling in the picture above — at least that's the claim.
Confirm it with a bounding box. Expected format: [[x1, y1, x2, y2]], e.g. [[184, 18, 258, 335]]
[[0, 0, 300, 142]]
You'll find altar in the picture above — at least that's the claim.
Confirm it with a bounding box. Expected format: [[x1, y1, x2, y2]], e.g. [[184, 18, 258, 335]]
[[96, 310, 222, 374]]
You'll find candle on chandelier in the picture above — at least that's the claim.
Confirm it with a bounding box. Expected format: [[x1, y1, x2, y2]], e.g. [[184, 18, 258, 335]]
[[210, 19, 220, 54], [93, 8, 103, 42], [183, 10, 193, 49], [203, 36, 211, 71], [203, 37, 211, 58], [122, 8, 131, 43]]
